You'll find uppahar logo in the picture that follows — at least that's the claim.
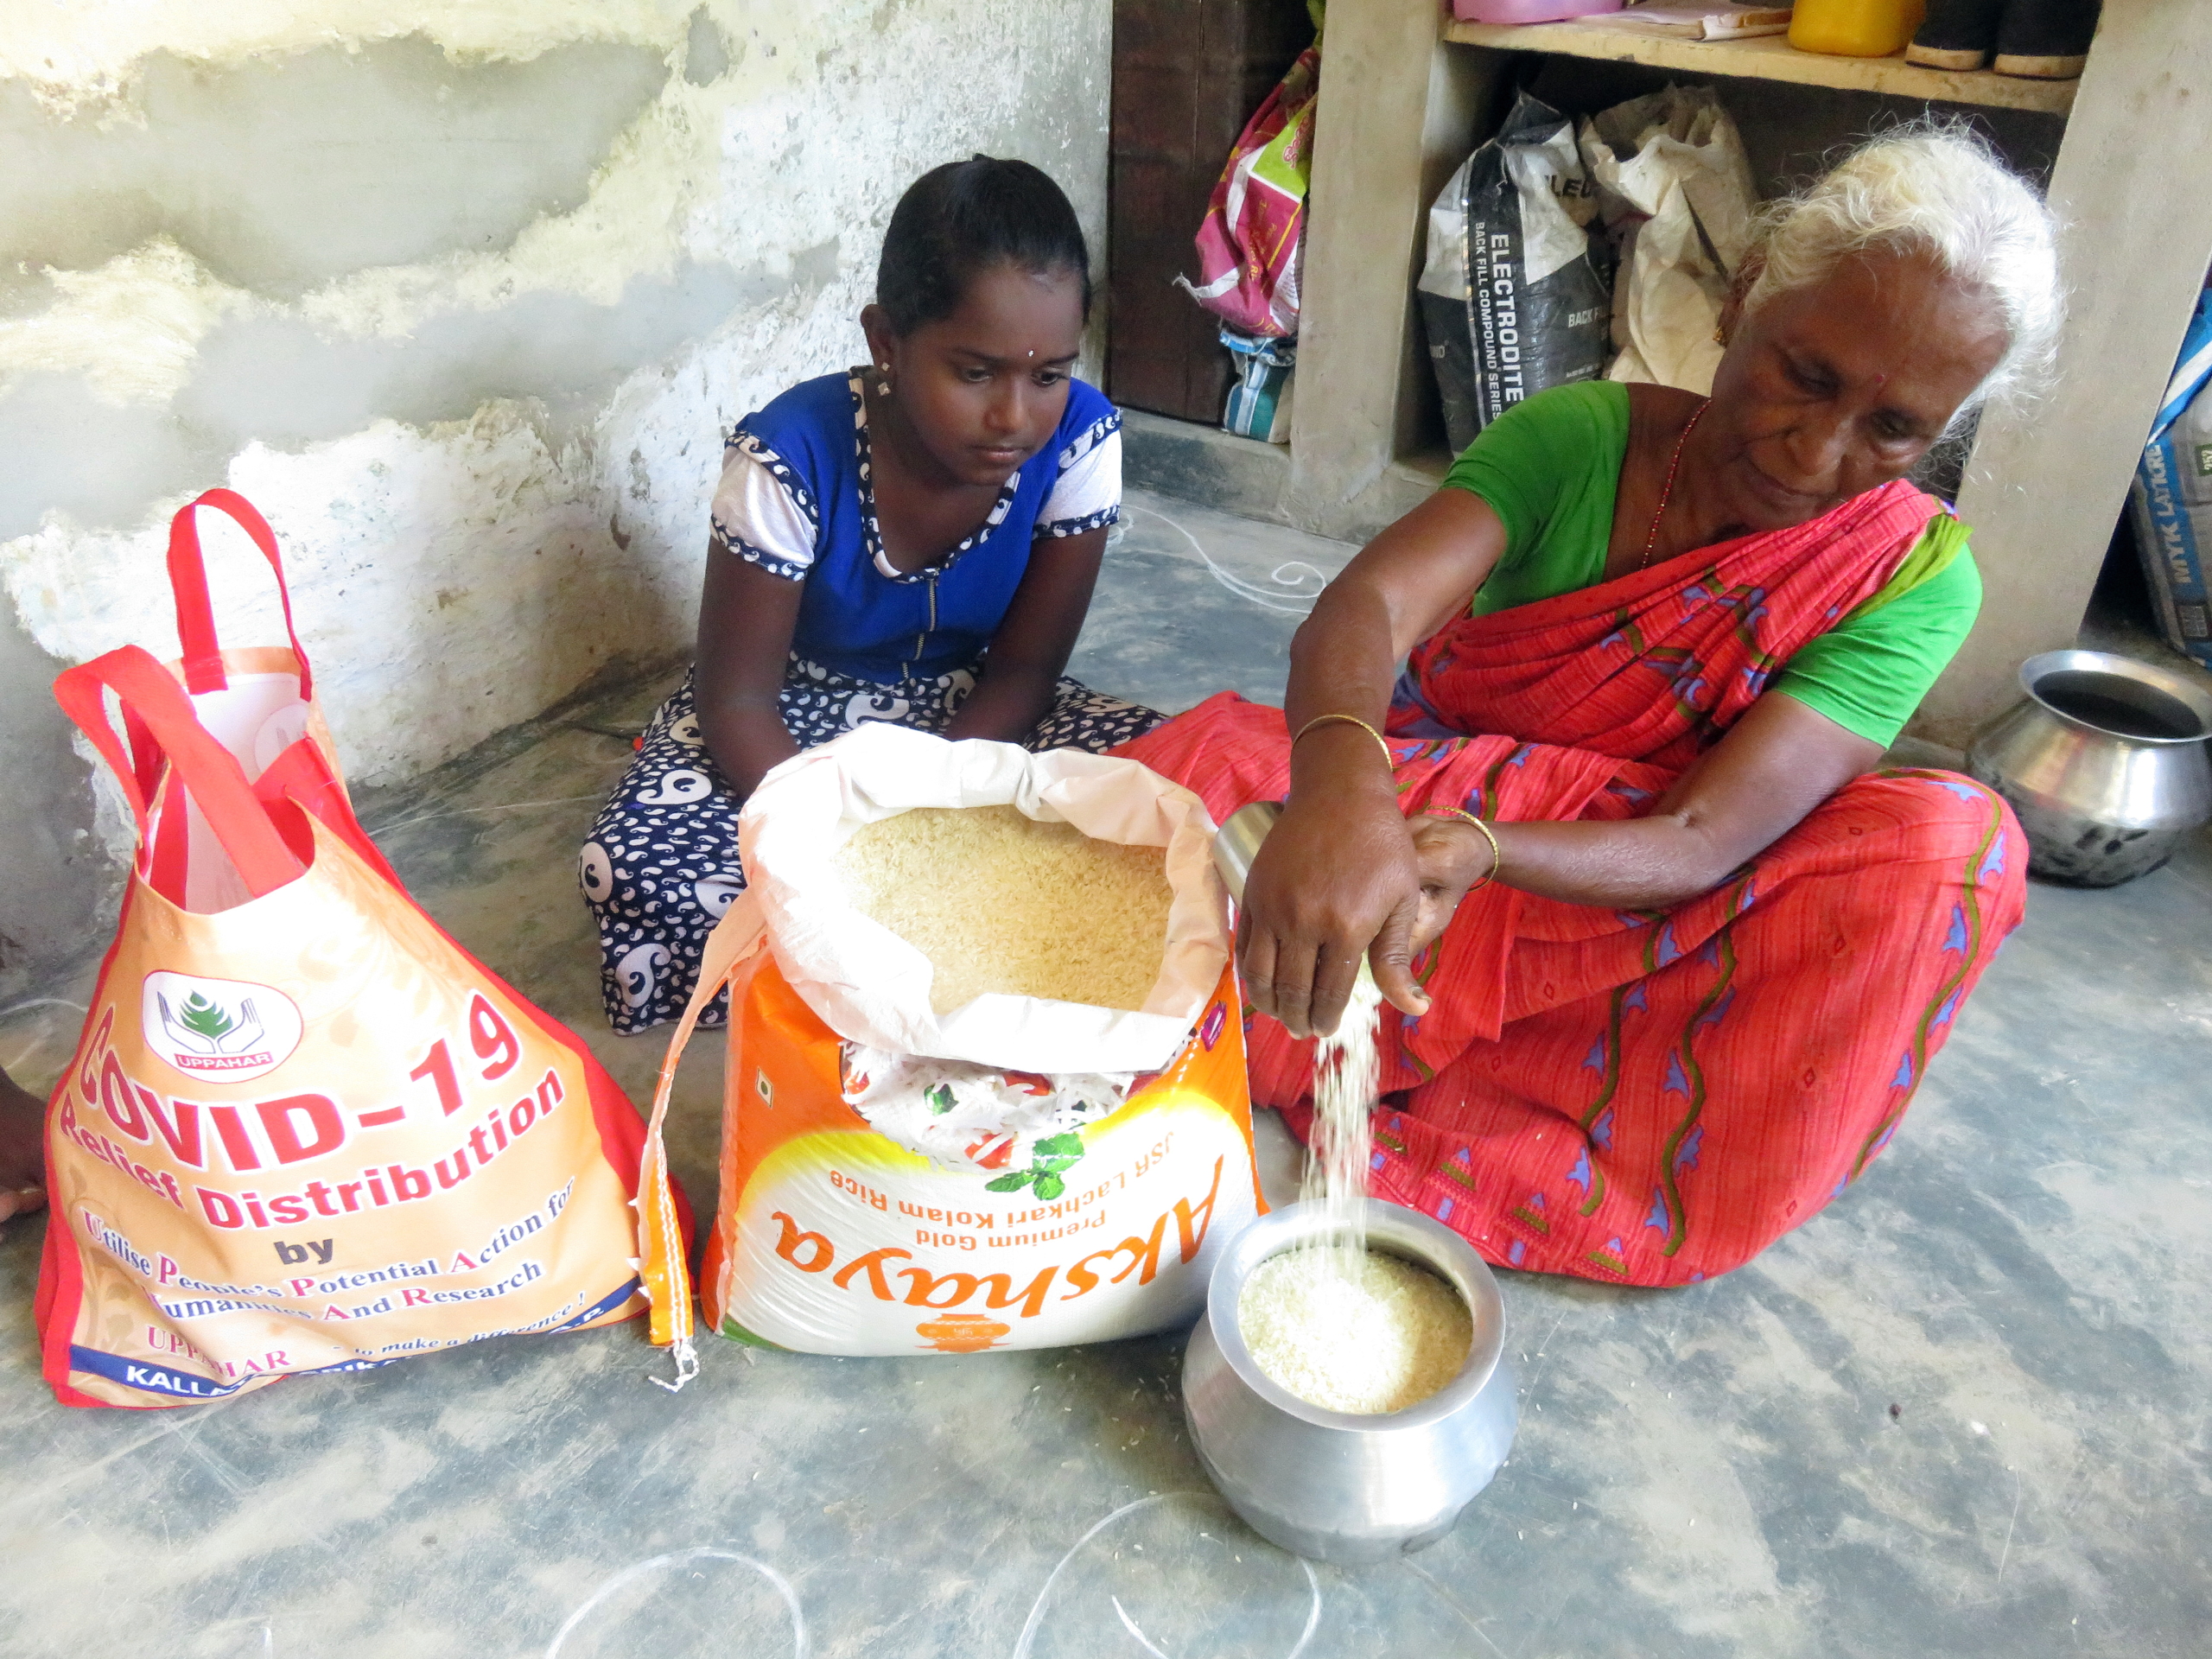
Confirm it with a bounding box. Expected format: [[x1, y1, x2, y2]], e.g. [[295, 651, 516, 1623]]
[[141, 971, 304, 1083]]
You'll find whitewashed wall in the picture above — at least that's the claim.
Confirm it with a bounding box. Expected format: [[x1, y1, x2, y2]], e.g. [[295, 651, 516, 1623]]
[[0, 1, 1112, 1002]]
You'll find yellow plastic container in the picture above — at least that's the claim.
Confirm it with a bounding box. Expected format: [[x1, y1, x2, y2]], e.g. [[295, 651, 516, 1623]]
[[1788, 0, 1928, 57]]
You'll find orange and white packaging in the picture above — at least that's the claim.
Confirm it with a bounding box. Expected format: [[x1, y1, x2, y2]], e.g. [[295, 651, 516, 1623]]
[[636, 725, 1263, 1375], [35, 491, 667, 1408]]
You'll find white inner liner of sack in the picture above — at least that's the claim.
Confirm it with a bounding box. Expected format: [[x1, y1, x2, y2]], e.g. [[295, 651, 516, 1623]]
[[732, 724, 1230, 1076], [149, 669, 314, 914]]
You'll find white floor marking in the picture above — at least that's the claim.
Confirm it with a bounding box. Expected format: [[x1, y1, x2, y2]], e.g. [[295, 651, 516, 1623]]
[[1011, 1491, 1322, 1659], [1404, 1560, 1514, 1659], [1124, 503, 1332, 616], [1996, 1469, 2024, 1582], [1287, 1560, 1323, 1658], [365, 792, 607, 840], [1111, 1596, 1174, 1659], [544, 1547, 806, 1659], [0, 995, 90, 1023]]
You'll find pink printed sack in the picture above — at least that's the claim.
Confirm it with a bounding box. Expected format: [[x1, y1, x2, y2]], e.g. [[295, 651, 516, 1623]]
[[1179, 16, 1322, 340], [35, 490, 670, 1408]]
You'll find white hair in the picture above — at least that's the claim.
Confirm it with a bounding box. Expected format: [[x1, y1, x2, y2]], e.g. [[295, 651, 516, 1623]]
[[1742, 119, 2063, 426]]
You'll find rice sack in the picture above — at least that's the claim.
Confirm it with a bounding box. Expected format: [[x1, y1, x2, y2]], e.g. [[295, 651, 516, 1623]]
[[634, 726, 1262, 1365]]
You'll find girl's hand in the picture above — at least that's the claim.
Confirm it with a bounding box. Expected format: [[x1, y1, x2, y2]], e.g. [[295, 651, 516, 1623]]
[[945, 528, 1105, 744], [1237, 790, 1429, 1039]]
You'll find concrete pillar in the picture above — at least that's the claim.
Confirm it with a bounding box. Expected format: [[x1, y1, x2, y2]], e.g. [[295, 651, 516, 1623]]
[[1284, 0, 1443, 539]]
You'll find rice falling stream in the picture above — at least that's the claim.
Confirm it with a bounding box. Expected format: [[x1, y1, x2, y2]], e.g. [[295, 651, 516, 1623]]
[[1239, 968, 1472, 1415], [1304, 969, 1385, 1272]]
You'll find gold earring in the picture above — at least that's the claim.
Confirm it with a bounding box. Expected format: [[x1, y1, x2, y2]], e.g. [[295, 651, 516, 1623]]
[[1712, 327, 1727, 346]]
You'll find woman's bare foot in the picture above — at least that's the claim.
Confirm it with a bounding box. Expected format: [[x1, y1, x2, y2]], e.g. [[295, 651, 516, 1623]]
[[0, 1064, 47, 1225]]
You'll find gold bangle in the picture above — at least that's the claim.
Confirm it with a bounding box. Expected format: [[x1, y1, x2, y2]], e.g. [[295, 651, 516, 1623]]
[[1422, 807, 1503, 891], [1292, 713, 1394, 771]]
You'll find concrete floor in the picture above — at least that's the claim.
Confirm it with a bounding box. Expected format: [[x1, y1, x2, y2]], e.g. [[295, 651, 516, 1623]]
[[4, 486, 2209, 1656]]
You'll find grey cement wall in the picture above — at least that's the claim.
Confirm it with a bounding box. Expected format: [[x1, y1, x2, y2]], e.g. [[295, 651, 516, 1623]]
[[0, 2, 1112, 1010]]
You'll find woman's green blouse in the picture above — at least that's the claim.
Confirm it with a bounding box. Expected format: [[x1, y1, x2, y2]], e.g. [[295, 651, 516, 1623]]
[[1440, 379, 1979, 748]]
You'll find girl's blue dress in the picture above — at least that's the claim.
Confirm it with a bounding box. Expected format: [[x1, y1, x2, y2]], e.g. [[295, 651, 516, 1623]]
[[581, 367, 1159, 1033]]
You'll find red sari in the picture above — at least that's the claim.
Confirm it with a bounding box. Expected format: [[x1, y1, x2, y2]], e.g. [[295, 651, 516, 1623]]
[[1116, 480, 2024, 1286]]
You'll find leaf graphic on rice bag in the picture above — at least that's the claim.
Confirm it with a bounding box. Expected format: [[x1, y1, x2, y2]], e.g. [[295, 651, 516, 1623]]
[[1034, 1133, 1085, 1162], [844, 1047, 1126, 1176]]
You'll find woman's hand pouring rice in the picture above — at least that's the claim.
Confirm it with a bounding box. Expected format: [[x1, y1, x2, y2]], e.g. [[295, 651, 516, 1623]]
[[1238, 794, 1486, 1041]]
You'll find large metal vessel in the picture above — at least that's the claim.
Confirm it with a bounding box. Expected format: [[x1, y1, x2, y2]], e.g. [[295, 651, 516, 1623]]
[[1182, 1200, 1520, 1564], [1964, 649, 2212, 887]]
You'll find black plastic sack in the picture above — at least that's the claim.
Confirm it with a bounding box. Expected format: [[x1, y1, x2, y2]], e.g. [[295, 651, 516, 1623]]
[[1418, 92, 1611, 455]]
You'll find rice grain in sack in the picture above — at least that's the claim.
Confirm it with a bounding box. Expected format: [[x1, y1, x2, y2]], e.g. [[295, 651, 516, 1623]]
[[35, 492, 665, 1408], [634, 726, 1264, 1371]]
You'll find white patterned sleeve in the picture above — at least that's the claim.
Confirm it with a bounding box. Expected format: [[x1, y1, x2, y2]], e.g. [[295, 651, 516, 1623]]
[[709, 434, 818, 579], [1035, 411, 1122, 540]]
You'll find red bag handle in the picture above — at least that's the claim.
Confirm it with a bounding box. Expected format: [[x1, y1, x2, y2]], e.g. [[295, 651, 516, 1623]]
[[168, 489, 312, 699], [251, 739, 404, 887], [54, 646, 306, 899]]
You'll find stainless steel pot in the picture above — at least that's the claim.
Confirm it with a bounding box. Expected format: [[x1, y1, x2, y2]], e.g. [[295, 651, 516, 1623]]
[[1963, 649, 2212, 887], [1181, 1201, 1519, 1565]]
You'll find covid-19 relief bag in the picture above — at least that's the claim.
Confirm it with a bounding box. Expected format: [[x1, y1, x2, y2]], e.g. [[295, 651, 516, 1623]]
[[634, 726, 1263, 1379], [36, 491, 663, 1408]]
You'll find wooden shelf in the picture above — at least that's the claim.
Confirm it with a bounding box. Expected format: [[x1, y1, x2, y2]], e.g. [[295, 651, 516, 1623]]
[[1442, 22, 2078, 116]]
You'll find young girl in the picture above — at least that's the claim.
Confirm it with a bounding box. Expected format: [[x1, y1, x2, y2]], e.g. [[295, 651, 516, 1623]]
[[582, 157, 1161, 1033]]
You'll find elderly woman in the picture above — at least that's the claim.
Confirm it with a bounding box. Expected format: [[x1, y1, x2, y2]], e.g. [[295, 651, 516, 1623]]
[[1118, 124, 2060, 1285]]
